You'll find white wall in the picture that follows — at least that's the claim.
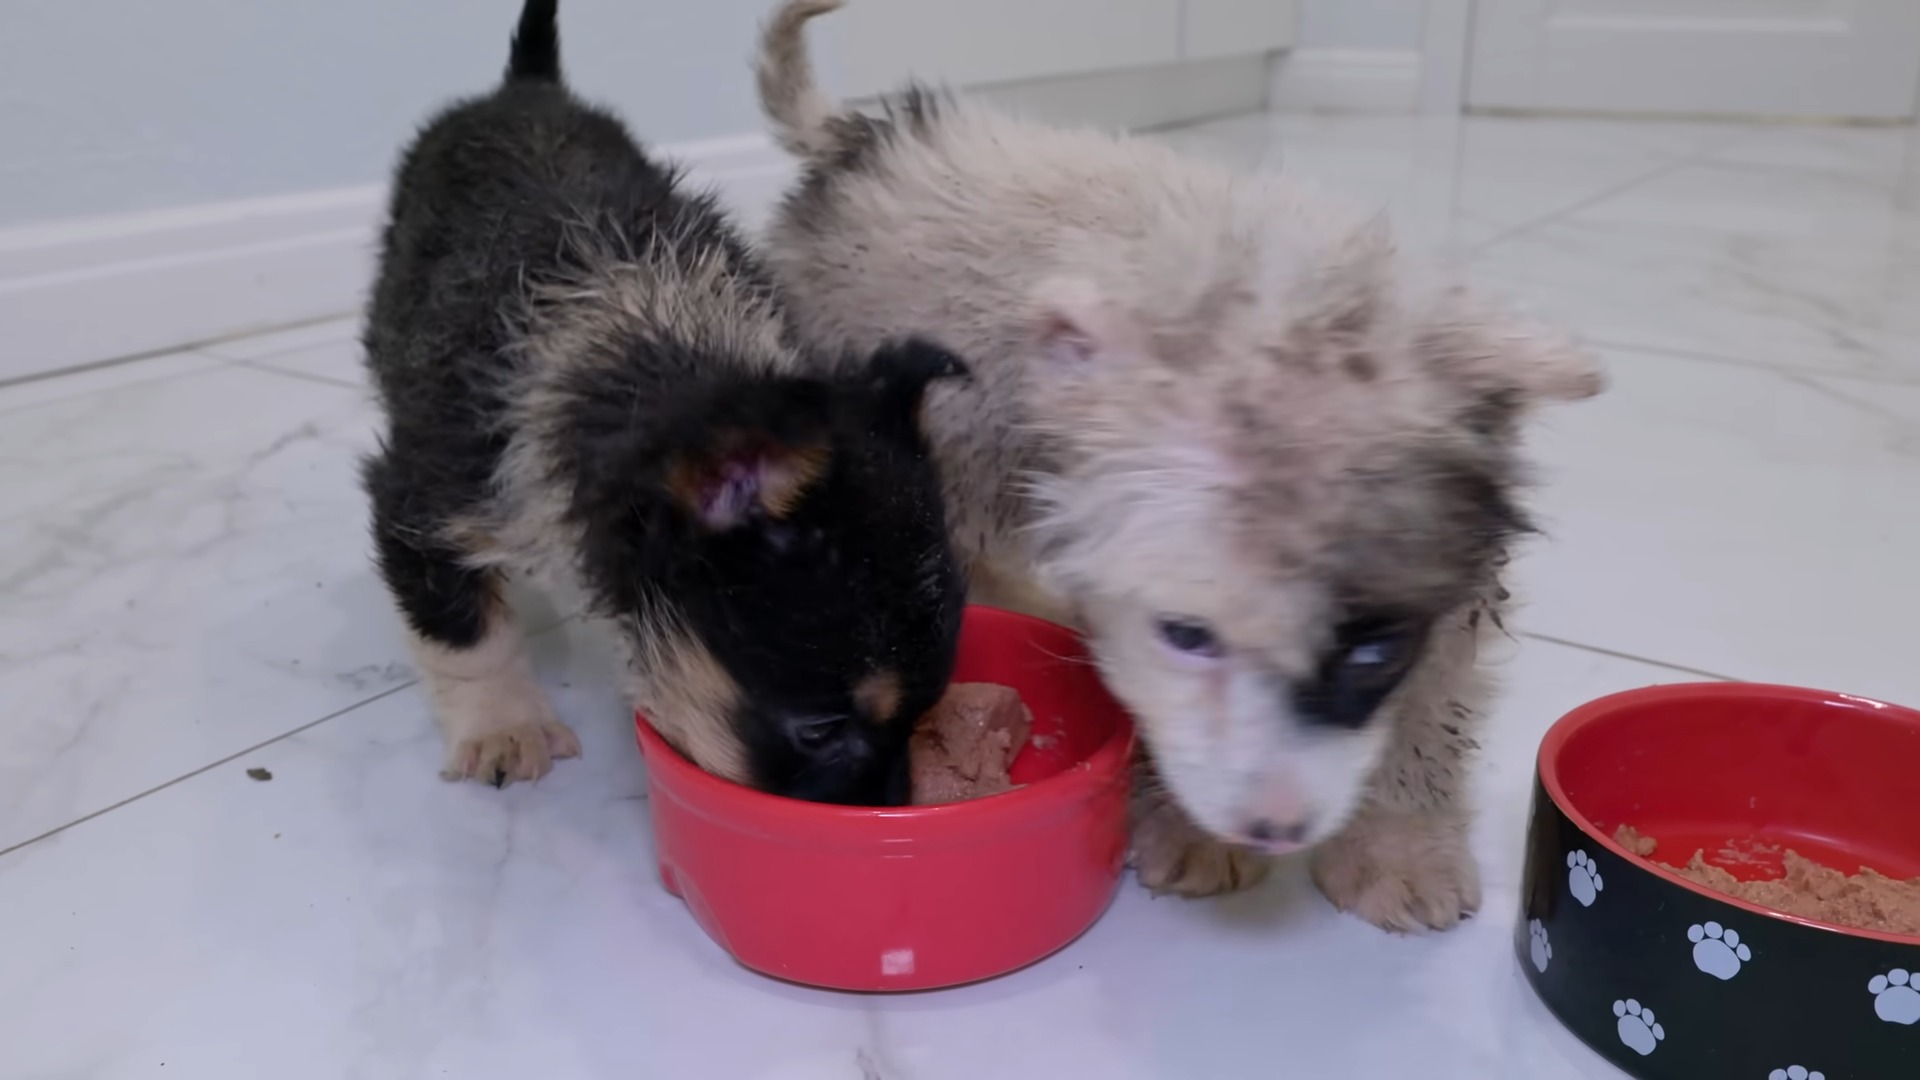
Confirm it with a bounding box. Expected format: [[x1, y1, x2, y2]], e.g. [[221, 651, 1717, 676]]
[[1, 0, 1299, 381], [0, 0, 787, 230], [1297, 0, 1425, 49]]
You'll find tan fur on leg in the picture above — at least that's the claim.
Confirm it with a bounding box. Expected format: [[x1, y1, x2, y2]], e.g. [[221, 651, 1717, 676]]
[[1310, 596, 1492, 931], [1310, 806, 1480, 933], [410, 608, 582, 787]]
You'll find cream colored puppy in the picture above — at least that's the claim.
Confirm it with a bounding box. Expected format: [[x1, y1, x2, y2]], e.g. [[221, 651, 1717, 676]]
[[753, 0, 1603, 931]]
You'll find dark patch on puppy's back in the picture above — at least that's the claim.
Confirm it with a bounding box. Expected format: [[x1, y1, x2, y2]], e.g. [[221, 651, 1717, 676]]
[[784, 84, 947, 236], [1461, 387, 1521, 439], [834, 84, 944, 172]]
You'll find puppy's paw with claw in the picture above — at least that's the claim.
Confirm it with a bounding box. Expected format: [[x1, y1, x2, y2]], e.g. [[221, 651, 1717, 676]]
[[440, 718, 581, 788], [1133, 800, 1271, 897], [1310, 811, 1481, 932]]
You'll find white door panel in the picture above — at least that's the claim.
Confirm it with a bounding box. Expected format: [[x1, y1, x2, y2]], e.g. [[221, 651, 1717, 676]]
[[835, 0, 1183, 99], [1470, 0, 1920, 120], [1182, 0, 1297, 62]]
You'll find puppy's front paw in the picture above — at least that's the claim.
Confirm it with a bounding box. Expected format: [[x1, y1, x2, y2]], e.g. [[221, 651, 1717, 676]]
[[441, 717, 581, 788], [1133, 801, 1270, 897], [1310, 811, 1480, 933]]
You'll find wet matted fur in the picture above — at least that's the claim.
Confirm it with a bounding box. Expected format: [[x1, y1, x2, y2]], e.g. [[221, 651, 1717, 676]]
[[755, 0, 1605, 927], [361, 0, 968, 805]]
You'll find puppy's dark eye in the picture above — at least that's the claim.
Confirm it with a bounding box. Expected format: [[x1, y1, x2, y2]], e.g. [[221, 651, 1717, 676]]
[[1341, 632, 1413, 676], [763, 525, 828, 559], [789, 715, 847, 751], [1155, 616, 1223, 657], [1296, 616, 1428, 729]]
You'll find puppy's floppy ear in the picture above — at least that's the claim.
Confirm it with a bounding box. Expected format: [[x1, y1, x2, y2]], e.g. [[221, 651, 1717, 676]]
[[1030, 276, 1149, 369], [862, 338, 970, 436], [1423, 288, 1606, 408], [664, 429, 832, 531], [571, 375, 836, 533]]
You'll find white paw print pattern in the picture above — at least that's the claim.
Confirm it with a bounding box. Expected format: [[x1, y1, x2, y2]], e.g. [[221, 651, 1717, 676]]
[[1870, 968, 1920, 1025], [1612, 999, 1665, 1056], [1687, 921, 1751, 980], [1528, 919, 1552, 973], [1568, 850, 1604, 907], [1768, 1068, 1824, 1080]]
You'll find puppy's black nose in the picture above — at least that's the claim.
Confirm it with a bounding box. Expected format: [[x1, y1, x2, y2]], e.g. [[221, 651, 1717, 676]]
[[1247, 818, 1309, 846]]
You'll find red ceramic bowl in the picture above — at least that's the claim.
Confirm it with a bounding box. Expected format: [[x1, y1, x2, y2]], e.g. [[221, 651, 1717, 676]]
[[635, 605, 1135, 991], [1517, 683, 1920, 1078]]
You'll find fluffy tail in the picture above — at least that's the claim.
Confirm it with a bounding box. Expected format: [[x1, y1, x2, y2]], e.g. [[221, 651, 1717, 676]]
[[507, 0, 561, 83], [756, 0, 846, 161]]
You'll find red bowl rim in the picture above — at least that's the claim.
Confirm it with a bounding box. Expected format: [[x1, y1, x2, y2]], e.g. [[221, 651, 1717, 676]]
[[1538, 681, 1920, 947], [633, 608, 1137, 836]]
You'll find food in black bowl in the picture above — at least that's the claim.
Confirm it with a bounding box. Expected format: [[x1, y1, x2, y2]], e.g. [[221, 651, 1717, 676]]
[[1516, 683, 1920, 1078]]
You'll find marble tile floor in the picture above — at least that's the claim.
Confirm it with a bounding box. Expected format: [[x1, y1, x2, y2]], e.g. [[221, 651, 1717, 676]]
[[3, 111, 1917, 1079]]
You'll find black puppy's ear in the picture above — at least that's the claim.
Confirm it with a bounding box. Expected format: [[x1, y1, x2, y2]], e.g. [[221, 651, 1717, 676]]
[[863, 339, 971, 435], [664, 431, 831, 531], [660, 378, 837, 531], [571, 375, 835, 533]]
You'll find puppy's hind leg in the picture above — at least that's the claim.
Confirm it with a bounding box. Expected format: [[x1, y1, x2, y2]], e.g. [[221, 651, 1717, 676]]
[[365, 453, 581, 787]]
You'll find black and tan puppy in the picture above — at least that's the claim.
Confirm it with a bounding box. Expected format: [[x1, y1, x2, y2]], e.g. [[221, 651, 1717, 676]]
[[361, 0, 968, 805]]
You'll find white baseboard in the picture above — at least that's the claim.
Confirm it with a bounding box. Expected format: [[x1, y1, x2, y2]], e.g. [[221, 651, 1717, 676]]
[[957, 53, 1274, 134], [1269, 48, 1423, 115], [0, 134, 797, 384]]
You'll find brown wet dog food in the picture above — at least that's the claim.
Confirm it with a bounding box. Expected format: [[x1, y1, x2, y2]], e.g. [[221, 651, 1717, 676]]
[[910, 683, 1032, 804], [1615, 825, 1920, 937]]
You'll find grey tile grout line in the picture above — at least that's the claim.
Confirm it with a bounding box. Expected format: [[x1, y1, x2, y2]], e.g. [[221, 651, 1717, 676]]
[[1519, 632, 1739, 682], [1583, 337, 1920, 391], [235, 358, 365, 392], [204, 321, 364, 366], [1467, 125, 1781, 255], [0, 343, 366, 417], [0, 624, 1719, 859], [0, 616, 581, 860], [0, 309, 362, 393], [0, 346, 366, 418], [0, 679, 420, 860], [1466, 150, 1711, 252], [0, 355, 223, 418], [1771, 368, 1920, 426]]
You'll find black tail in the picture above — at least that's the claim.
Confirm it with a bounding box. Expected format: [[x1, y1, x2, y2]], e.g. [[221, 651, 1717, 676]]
[[507, 0, 561, 83]]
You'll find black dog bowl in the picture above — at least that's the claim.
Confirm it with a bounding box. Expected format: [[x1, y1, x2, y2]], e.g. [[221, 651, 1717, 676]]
[[1517, 683, 1920, 1078]]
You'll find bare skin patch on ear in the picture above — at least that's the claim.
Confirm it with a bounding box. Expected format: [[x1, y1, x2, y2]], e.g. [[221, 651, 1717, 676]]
[[1031, 277, 1149, 368], [853, 670, 904, 725], [751, 442, 831, 519], [666, 436, 831, 529]]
